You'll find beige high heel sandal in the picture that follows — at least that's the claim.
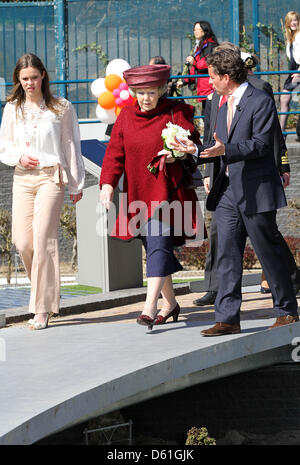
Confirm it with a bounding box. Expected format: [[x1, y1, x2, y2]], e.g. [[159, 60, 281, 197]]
[[28, 314, 49, 330]]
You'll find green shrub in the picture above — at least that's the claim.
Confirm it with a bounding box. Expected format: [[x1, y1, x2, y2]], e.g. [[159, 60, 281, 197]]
[[0, 208, 13, 283], [60, 204, 77, 270], [185, 427, 216, 445]]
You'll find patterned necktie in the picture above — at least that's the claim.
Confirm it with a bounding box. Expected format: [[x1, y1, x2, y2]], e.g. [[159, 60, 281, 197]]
[[227, 95, 235, 133]]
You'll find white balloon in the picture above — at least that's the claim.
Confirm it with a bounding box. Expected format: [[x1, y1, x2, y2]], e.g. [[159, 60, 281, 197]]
[[95, 105, 117, 124], [106, 59, 131, 78], [91, 78, 107, 97], [120, 90, 130, 100]]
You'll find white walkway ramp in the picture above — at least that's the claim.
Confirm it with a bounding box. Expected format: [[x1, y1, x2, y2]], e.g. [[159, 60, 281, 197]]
[[0, 318, 299, 444]]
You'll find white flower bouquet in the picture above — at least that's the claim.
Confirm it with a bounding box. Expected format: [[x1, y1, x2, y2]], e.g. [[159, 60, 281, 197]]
[[161, 122, 191, 158], [147, 122, 191, 175]]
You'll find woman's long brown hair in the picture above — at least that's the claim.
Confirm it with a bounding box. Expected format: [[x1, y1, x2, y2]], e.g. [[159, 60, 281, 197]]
[[284, 11, 300, 44], [7, 53, 64, 114]]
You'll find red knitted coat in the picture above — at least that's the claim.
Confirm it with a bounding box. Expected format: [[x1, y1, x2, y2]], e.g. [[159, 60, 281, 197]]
[[99, 98, 204, 245]]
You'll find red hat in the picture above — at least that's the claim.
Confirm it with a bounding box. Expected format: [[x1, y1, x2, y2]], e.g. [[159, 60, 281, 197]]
[[123, 64, 171, 88]]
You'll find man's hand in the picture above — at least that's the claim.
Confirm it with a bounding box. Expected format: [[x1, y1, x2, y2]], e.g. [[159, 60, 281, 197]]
[[203, 176, 210, 194], [282, 172, 290, 188], [200, 133, 225, 158], [169, 138, 197, 155]]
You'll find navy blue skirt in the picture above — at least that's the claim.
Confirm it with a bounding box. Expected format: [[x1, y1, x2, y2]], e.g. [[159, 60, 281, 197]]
[[141, 219, 183, 277]]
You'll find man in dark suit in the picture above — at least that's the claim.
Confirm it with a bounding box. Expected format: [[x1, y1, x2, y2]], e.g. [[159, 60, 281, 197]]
[[193, 50, 300, 306], [171, 48, 299, 335]]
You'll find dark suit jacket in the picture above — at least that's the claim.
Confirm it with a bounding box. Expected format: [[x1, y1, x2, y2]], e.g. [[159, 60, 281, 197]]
[[247, 74, 289, 174], [203, 76, 289, 182], [205, 83, 287, 214]]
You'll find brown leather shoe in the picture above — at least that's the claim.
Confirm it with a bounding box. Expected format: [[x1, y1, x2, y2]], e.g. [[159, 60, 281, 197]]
[[268, 314, 299, 329], [200, 322, 241, 337]]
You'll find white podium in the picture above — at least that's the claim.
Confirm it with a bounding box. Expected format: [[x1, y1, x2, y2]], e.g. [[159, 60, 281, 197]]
[[76, 139, 143, 292]]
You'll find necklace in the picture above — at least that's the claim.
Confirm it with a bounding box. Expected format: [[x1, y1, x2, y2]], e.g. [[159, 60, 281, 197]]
[[22, 100, 47, 147]]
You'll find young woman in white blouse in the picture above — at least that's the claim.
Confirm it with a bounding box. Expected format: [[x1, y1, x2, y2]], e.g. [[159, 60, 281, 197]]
[[0, 53, 85, 329], [280, 11, 300, 134]]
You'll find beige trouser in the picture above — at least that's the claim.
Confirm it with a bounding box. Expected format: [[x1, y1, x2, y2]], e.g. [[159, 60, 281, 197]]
[[12, 166, 65, 315]]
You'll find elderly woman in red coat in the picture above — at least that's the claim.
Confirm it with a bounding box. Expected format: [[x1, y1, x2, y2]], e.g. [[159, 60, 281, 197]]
[[100, 64, 204, 330]]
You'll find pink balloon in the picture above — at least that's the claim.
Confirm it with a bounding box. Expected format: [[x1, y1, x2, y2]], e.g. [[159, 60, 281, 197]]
[[113, 88, 120, 97], [119, 83, 128, 91], [115, 97, 125, 107]]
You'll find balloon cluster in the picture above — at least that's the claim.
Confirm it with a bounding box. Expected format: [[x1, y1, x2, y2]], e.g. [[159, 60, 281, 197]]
[[91, 59, 135, 124]]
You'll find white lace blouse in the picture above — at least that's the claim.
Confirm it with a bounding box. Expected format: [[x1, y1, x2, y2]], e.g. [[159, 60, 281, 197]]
[[0, 98, 85, 194]]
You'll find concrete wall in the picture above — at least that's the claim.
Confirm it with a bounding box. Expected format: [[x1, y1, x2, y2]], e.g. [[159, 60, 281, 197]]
[[120, 363, 300, 444]]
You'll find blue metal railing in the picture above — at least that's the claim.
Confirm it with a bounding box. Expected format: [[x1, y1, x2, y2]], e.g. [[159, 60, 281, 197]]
[[1, 70, 299, 135]]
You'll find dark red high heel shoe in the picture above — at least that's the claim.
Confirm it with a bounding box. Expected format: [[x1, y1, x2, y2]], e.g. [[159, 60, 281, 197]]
[[154, 303, 180, 325], [136, 314, 155, 330]]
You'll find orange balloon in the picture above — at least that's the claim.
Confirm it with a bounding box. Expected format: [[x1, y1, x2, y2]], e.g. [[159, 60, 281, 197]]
[[105, 74, 123, 91], [98, 91, 116, 109]]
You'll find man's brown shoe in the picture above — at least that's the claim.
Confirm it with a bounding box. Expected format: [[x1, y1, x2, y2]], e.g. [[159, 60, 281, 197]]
[[268, 314, 299, 329], [200, 322, 241, 337]]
